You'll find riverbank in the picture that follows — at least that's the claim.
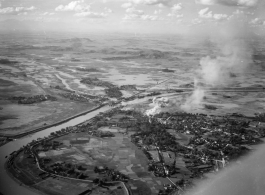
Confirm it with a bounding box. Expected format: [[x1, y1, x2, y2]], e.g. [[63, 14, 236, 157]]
[[0, 104, 105, 140], [0, 105, 112, 195]]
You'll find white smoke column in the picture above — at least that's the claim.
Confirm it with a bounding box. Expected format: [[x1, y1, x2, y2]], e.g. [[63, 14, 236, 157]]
[[181, 19, 253, 111], [145, 97, 169, 117], [199, 36, 252, 86], [181, 79, 205, 111]]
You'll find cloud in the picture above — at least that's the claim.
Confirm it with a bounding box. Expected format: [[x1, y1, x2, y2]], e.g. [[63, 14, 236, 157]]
[[123, 8, 160, 21], [195, 0, 260, 7], [0, 6, 36, 15], [126, 7, 144, 15], [199, 8, 228, 21], [154, 9, 162, 14], [41, 12, 55, 16], [213, 13, 228, 20], [168, 13, 183, 18], [127, 0, 173, 6], [123, 7, 144, 20], [74, 12, 107, 18], [192, 18, 203, 24], [233, 9, 244, 15], [121, 2, 133, 8], [199, 7, 212, 18], [141, 15, 159, 20], [55, 0, 90, 12], [74, 7, 112, 19], [171, 3, 182, 12], [195, 0, 215, 5], [250, 17, 264, 25], [167, 3, 182, 17], [104, 7, 112, 13]]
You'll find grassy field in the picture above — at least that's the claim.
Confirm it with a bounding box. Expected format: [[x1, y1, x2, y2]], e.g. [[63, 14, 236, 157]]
[[36, 131, 176, 194]]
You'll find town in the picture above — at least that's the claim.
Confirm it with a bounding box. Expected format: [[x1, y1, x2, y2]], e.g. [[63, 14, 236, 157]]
[[5, 104, 265, 195]]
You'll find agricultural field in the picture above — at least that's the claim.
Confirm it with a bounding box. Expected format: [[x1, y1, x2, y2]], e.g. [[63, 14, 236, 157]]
[[35, 130, 181, 194]]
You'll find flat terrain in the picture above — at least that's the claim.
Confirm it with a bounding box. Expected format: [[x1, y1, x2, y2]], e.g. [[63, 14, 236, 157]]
[[1, 33, 265, 135], [41, 131, 174, 194]]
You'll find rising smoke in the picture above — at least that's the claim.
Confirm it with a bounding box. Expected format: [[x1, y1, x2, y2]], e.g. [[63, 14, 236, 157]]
[[181, 19, 254, 111], [181, 79, 205, 111], [145, 97, 169, 117], [181, 11, 263, 195]]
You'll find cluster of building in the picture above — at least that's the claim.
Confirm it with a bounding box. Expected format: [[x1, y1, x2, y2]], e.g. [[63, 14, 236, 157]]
[[129, 110, 265, 193], [255, 112, 265, 122], [94, 166, 129, 182], [6, 103, 265, 195]]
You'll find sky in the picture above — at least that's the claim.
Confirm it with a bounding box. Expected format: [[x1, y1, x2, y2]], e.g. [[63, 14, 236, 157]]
[[0, 0, 265, 34]]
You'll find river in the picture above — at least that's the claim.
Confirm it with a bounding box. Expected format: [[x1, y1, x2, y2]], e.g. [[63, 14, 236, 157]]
[[0, 105, 111, 195], [0, 94, 158, 195]]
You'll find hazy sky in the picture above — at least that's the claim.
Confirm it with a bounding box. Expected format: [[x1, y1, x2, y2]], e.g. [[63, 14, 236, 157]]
[[0, 0, 265, 34]]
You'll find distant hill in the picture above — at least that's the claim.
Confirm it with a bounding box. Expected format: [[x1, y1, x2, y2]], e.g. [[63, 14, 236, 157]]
[[99, 48, 178, 60]]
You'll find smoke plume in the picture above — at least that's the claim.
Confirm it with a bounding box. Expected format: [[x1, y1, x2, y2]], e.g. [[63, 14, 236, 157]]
[[181, 79, 205, 111], [145, 97, 169, 116], [199, 33, 252, 86], [181, 19, 253, 111]]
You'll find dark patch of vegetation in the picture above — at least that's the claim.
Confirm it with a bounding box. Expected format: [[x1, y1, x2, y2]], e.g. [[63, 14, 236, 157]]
[[80, 77, 115, 88], [9, 95, 57, 104], [120, 85, 137, 91], [76, 68, 102, 72], [105, 88, 123, 98], [204, 104, 218, 110], [161, 68, 174, 73], [0, 58, 18, 64]]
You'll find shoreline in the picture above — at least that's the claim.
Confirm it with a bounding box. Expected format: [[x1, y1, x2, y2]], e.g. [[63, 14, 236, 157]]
[[0, 104, 105, 139]]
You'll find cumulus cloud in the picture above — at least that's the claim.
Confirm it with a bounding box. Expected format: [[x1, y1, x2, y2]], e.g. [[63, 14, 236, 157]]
[[128, 0, 173, 6], [167, 3, 182, 17], [104, 7, 112, 13], [192, 18, 203, 24], [141, 15, 159, 20], [195, 0, 260, 7], [121, 2, 133, 8], [123, 9, 144, 20], [126, 7, 144, 15], [171, 3, 182, 12], [74, 12, 107, 18], [55, 0, 90, 12], [41, 12, 55, 16], [195, 0, 215, 5], [199, 8, 228, 21], [168, 13, 183, 18], [199, 7, 212, 18], [250, 18, 264, 25], [123, 8, 160, 21], [213, 13, 228, 21], [154, 9, 162, 14], [0, 6, 36, 15]]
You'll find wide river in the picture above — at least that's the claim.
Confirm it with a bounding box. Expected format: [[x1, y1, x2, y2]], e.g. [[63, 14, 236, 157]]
[[0, 105, 112, 195]]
